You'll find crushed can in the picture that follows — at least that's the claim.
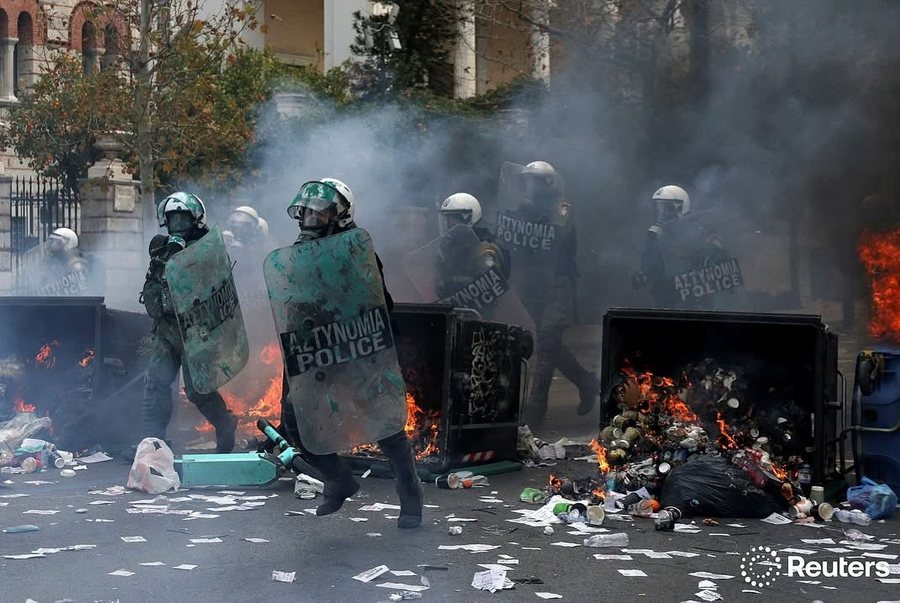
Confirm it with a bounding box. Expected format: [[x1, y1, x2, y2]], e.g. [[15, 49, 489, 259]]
[[435, 473, 461, 489], [654, 506, 682, 531]]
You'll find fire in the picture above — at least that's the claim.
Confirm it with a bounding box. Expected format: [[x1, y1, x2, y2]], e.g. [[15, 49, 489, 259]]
[[404, 392, 441, 461], [589, 439, 610, 474], [13, 397, 36, 413], [769, 461, 790, 482], [79, 348, 95, 368], [35, 340, 59, 368], [860, 229, 900, 340], [715, 411, 739, 449], [549, 474, 562, 490], [663, 395, 698, 423], [592, 487, 606, 502]]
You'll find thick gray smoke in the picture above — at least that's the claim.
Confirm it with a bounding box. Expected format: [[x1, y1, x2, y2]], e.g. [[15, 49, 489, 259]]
[[214, 0, 900, 327]]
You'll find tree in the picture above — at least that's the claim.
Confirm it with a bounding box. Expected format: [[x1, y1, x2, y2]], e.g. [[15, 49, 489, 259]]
[[1, 1, 266, 224]]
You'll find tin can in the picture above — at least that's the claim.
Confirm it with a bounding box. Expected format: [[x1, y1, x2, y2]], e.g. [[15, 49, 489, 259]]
[[608, 449, 627, 466], [612, 414, 628, 429], [654, 506, 682, 531], [48, 451, 66, 469], [814, 502, 834, 521], [657, 461, 672, 477], [809, 485, 825, 506], [435, 473, 461, 489], [622, 427, 642, 446], [618, 492, 642, 509], [586, 505, 605, 526], [600, 426, 617, 443]]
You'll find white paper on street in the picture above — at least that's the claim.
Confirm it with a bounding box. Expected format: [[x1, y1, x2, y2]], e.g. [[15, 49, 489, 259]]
[[550, 542, 580, 548], [536, 593, 563, 599], [349, 517, 368, 522], [121, 536, 147, 543], [617, 569, 647, 577], [674, 524, 702, 533], [695, 590, 723, 601], [88, 500, 115, 506], [796, 580, 821, 584], [109, 569, 134, 576], [23, 509, 59, 515], [140, 562, 166, 566], [667, 551, 701, 558], [390, 570, 417, 577], [353, 564, 390, 583], [801, 538, 836, 545], [447, 517, 478, 522], [689, 572, 734, 580], [780, 548, 816, 555], [877, 578, 900, 584], [244, 538, 269, 543], [358, 503, 401, 512], [0, 493, 29, 498], [377, 582, 431, 592], [173, 564, 198, 570], [593, 554, 633, 560], [4, 553, 46, 559], [438, 544, 500, 552], [824, 547, 853, 553], [471, 568, 514, 592], [645, 551, 673, 559], [863, 552, 899, 560], [190, 538, 222, 543], [79, 452, 113, 463], [272, 570, 296, 583], [760, 513, 792, 525]]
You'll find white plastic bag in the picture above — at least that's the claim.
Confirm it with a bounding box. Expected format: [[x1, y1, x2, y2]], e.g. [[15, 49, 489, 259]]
[[126, 438, 181, 494], [0, 412, 53, 453]]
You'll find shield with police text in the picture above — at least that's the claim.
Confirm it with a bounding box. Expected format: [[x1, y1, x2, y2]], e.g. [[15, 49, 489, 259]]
[[263, 228, 407, 455], [17, 241, 92, 296], [657, 211, 744, 305], [493, 161, 569, 319], [165, 226, 249, 394], [403, 225, 535, 336]]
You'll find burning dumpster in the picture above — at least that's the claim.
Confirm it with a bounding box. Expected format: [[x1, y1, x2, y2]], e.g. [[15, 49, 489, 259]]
[[598, 309, 841, 498], [345, 303, 532, 473], [0, 297, 152, 452]]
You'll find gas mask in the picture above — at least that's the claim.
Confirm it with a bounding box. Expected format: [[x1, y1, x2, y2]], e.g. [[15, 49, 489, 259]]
[[165, 211, 195, 236], [656, 201, 682, 224], [524, 174, 557, 206]]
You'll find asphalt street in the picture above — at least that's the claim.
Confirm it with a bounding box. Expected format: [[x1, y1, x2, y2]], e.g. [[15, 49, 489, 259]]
[[1, 457, 898, 603]]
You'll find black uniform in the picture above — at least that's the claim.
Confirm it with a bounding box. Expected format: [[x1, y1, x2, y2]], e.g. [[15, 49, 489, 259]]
[[279, 221, 423, 528], [139, 227, 237, 452]]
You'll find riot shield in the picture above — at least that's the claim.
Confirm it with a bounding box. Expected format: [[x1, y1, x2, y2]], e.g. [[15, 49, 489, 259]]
[[657, 210, 744, 305], [165, 226, 249, 394], [263, 228, 407, 455], [17, 242, 92, 296], [492, 161, 569, 319], [402, 225, 535, 335]]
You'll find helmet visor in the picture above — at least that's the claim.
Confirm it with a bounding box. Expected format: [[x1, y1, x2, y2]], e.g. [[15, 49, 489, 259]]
[[288, 182, 341, 219], [46, 236, 65, 254], [656, 200, 682, 223], [166, 211, 195, 235], [438, 210, 470, 235]]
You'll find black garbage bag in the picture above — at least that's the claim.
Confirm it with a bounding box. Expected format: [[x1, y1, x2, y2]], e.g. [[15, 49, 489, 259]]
[[659, 455, 787, 518]]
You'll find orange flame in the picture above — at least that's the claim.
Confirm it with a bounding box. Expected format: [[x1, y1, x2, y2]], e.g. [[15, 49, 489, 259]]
[[79, 348, 95, 368], [769, 461, 790, 481], [715, 411, 739, 449], [35, 341, 59, 368], [549, 474, 562, 490], [663, 395, 698, 423], [592, 487, 606, 501], [404, 392, 441, 461], [860, 229, 900, 340], [14, 397, 36, 413], [589, 439, 611, 474]]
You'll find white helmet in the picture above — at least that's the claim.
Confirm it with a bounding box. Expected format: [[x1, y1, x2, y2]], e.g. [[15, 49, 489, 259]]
[[651, 185, 691, 216], [288, 178, 355, 233], [49, 227, 78, 251], [257, 217, 269, 236], [523, 160, 557, 176], [157, 191, 207, 228], [439, 193, 482, 229], [232, 205, 259, 221]]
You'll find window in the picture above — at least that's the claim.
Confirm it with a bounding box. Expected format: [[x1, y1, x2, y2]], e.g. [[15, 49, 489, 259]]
[[82, 22, 97, 75], [15, 12, 34, 95]]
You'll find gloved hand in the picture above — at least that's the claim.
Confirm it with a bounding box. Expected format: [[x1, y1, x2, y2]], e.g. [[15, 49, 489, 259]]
[[167, 235, 186, 254]]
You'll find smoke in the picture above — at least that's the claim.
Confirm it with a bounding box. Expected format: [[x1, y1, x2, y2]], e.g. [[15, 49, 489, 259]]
[[201, 0, 900, 327]]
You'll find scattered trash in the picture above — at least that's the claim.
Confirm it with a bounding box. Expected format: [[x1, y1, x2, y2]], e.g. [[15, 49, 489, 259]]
[[23, 509, 58, 515], [244, 538, 269, 543], [760, 513, 792, 525], [109, 569, 135, 577], [271, 570, 296, 583], [471, 567, 514, 592], [140, 562, 166, 566], [695, 589, 723, 601], [377, 583, 430, 592], [60, 469, 76, 478], [702, 518, 719, 526], [689, 572, 735, 580], [389, 592, 423, 601], [584, 533, 629, 548], [535, 593, 562, 599], [127, 439, 180, 494], [3, 524, 40, 533], [173, 564, 198, 571], [121, 536, 147, 543], [543, 526, 554, 535], [353, 565, 390, 583], [438, 544, 500, 553], [294, 474, 324, 499], [78, 451, 113, 464], [848, 477, 897, 520], [448, 526, 463, 535], [618, 569, 647, 577]]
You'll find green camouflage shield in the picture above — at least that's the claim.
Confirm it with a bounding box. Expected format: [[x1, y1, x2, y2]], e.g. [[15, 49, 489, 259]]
[[165, 226, 249, 394], [403, 224, 535, 336], [263, 229, 407, 455]]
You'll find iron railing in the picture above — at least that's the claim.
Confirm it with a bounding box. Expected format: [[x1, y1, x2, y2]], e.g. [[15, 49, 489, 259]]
[[10, 176, 80, 280]]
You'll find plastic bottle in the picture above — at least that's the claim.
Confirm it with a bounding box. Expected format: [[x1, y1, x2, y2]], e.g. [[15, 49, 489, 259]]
[[583, 532, 630, 548], [20, 456, 38, 474]]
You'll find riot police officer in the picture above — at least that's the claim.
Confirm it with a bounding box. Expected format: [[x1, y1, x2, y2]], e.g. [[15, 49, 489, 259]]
[[633, 185, 730, 308], [139, 192, 238, 453], [280, 178, 424, 529], [505, 161, 600, 423], [27, 228, 105, 296]]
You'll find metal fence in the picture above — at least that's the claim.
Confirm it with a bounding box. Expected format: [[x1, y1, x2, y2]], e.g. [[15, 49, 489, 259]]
[[10, 175, 80, 275]]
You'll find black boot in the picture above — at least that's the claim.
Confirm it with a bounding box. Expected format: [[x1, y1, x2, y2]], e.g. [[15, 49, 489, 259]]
[[214, 412, 238, 454], [314, 454, 359, 516], [576, 374, 600, 416], [379, 432, 423, 529]]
